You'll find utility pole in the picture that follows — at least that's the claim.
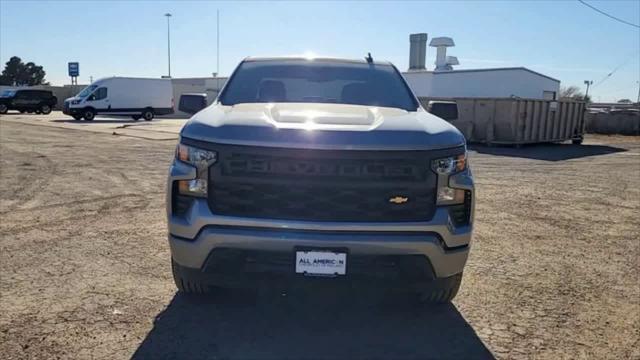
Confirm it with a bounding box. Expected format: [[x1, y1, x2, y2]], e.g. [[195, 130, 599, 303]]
[[636, 81, 639, 104], [583, 80, 593, 101], [165, 13, 172, 78]]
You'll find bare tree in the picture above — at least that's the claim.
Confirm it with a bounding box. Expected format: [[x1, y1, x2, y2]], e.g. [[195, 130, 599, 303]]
[[559, 86, 591, 103]]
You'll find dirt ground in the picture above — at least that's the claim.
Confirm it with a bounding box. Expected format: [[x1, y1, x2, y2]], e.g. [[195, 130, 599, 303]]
[[0, 118, 638, 360]]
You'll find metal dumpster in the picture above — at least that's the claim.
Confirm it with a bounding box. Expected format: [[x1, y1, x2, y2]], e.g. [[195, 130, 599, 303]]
[[420, 97, 586, 145]]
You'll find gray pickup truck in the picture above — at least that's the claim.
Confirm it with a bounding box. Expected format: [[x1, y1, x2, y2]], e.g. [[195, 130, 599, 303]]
[[167, 57, 475, 303]]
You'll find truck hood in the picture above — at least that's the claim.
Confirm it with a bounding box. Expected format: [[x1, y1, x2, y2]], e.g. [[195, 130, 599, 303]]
[[181, 103, 465, 151]]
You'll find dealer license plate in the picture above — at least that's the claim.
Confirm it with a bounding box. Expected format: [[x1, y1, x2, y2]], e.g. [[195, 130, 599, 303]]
[[295, 251, 347, 276]]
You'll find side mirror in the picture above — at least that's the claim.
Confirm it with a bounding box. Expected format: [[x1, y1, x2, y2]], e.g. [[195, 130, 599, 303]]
[[179, 94, 208, 115], [427, 101, 458, 121]]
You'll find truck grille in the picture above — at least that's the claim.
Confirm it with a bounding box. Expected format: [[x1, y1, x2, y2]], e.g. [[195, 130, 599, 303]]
[[203, 143, 442, 222]]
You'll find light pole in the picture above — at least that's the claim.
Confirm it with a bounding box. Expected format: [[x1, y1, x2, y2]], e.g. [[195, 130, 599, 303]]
[[165, 13, 172, 78], [583, 80, 593, 101]]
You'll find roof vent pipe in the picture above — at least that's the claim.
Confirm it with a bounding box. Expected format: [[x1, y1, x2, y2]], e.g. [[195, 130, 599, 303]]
[[430, 37, 456, 71], [409, 33, 428, 70]]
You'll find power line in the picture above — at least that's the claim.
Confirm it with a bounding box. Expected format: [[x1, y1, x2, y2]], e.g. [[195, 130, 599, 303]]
[[593, 52, 639, 87], [577, 0, 640, 29]]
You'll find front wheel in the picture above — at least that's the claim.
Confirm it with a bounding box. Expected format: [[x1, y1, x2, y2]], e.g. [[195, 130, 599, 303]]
[[83, 108, 96, 121], [0, 104, 8, 114], [172, 259, 208, 294], [142, 109, 154, 121], [40, 104, 52, 115], [419, 273, 463, 304]]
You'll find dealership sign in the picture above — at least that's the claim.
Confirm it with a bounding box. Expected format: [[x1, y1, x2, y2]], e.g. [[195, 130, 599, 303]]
[[68, 62, 79, 77]]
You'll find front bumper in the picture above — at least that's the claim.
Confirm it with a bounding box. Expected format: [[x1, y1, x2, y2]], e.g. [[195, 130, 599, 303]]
[[167, 158, 475, 281], [171, 253, 464, 291], [62, 102, 81, 115]]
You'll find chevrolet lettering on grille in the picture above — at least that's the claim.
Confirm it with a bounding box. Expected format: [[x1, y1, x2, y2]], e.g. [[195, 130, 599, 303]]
[[225, 157, 419, 179]]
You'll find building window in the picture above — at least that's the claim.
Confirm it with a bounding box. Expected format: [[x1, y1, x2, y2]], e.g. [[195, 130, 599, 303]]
[[543, 91, 556, 100]]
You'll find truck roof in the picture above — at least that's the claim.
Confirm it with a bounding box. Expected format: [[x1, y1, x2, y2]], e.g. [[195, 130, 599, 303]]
[[243, 56, 393, 66]]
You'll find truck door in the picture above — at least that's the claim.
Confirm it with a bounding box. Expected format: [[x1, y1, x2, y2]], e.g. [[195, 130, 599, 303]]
[[12, 91, 31, 108], [85, 87, 109, 111]]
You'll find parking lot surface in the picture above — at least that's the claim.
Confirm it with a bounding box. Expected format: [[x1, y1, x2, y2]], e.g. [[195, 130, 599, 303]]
[[0, 115, 639, 359], [0, 111, 184, 140]]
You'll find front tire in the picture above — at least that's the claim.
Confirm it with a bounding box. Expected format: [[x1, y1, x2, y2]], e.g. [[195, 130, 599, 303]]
[[172, 259, 208, 294], [142, 108, 154, 121], [0, 104, 8, 114], [83, 108, 96, 121], [419, 273, 463, 304], [40, 104, 52, 115]]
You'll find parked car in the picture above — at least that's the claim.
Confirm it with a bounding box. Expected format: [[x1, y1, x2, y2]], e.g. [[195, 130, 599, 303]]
[[63, 77, 174, 121], [0, 89, 57, 115], [167, 57, 475, 304]]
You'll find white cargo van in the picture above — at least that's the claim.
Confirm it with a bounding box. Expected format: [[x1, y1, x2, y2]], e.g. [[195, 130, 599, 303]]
[[63, 77, 174, 121]]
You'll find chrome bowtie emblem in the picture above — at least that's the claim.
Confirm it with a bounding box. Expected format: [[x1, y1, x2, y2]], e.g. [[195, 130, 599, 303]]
[[389, 196, 409, 204]]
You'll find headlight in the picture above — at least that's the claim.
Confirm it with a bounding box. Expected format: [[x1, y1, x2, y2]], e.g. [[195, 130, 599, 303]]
[[175, 143, 217, 197], [437, 187, 466, 205], [177, 179, 208, 198], [432, 153, 467, 205], [71, 99, 81, 105], [176, 143, 217, 175], [431, 153, 466, 175]]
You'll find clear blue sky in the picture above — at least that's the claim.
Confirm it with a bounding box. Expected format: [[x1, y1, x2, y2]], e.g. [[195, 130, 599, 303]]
[[1, 0, 638, 102]]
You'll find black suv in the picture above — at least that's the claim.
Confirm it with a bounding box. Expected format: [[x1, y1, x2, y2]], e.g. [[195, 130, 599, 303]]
[[0, 89, 57, 115]]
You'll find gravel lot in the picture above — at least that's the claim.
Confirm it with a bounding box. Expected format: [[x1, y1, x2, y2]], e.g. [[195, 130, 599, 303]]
[[1, 119, 638, 359]]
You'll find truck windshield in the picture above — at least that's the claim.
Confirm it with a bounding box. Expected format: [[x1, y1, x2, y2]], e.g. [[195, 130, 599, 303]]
[[219, 59, 419, 111], [77, 85, 98, 98]]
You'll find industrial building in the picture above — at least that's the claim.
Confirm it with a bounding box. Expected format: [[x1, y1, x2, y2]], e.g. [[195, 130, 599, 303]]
[[402, 33, 560, 100]]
